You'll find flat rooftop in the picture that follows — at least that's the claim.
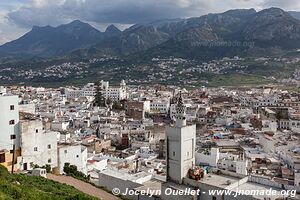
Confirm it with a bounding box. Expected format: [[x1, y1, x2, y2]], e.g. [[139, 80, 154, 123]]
[[198, 173, 240, 189], [237, 182, 287, 200], [215, 140, 240, 147], [134, 180, 162, 192], [100, 168, 151, 182]]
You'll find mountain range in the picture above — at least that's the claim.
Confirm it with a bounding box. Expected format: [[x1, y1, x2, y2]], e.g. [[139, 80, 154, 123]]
[[1, 7, 300, 61]]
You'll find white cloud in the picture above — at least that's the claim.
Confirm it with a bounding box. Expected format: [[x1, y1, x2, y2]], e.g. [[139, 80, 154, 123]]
[[261, 0, 300, 11], [0, 9, 28, 45], [262, 0, 300, 10], [7, 0, 263, 27]]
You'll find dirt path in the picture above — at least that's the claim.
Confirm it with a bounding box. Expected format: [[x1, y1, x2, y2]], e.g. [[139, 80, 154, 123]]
[[47, 174, 120, 200]]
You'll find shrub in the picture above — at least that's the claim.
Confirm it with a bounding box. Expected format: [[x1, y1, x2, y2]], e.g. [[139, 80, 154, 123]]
[[63, 163, 89, 181], [33, 164, 51, 173]]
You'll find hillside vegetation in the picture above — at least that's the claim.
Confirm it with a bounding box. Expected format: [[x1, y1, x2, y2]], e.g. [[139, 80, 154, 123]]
[[0, 165, 97, 200]]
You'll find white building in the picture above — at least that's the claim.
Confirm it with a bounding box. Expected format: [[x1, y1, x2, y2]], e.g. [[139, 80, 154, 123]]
[[215, 116, 233, 126], [51, 120, 69, 131], [0, 86, 6, 95], [35, 87, 48, 99], [169, 104, 177, 120], [150, 99, 170, 114], [82, 83, 97, 97], [166, 94, 196, 183], [236, 160, 249, 175], [98, 169, 153, 200], [279, 119, 290, 129], [0, 95, 20, 151], [261, 120, 277, 132], [88, 157, 108, 173], [65, 88, 82, 99], [289, 116, 300, 132], [196, 148, 249, 175], [19, 102, 36, 114], [58, 144, 88, 175], [252, 95, 279, 108], [81, 80, 127, 101], [103, 80, 127, 101], [195, 148, 220, 167], [17, 119, 58, 170]]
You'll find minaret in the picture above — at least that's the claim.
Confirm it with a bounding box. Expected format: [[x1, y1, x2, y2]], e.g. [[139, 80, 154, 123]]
[[120, 80, 127, 100], [175, 92, 186, 127], [166, 92, 196, 184], [120, 80, 126, 90]]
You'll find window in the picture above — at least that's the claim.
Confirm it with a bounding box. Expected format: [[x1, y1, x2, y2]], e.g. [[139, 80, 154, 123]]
[[0, 153, 5, 163], [76, 155, 79, 158], [173, 152, 175, 157], [48, 144, 51, 149], [48, 159, 51, 163], [10, 135, 16, 140], [10, 105, 14, 110], [64, 150, 67, 154], [34, 147, 38, 151], [36, 129, 38, 133], [9, 120, 15, 125]]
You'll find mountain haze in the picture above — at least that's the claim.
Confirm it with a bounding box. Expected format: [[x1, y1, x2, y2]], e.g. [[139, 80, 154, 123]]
[[1, 8, 300, 60], [289, 11, 300, 20], [0, 20, 103, 57]]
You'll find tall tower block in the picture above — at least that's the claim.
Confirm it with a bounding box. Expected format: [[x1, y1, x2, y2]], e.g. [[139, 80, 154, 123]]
[[166, 93, 196, 184]]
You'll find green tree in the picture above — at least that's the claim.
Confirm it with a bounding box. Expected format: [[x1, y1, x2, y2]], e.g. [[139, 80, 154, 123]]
[[112, 101, 123, 110], [63, 163, 90, 181], [94, 81, 105, 107]]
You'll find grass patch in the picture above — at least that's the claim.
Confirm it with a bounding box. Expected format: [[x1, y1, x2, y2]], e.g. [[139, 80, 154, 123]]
[[0, 165, 97, 200]]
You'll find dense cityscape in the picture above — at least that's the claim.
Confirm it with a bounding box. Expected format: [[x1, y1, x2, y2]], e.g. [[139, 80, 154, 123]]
[[1, 81, 300, 199]]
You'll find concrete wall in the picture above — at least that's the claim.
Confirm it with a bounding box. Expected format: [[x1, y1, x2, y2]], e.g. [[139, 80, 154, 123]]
[[195, 148, 219, 167], [166, 124, 196, 183], [258, 134, 276, 153], [236, 160, 249, 175], [249, 174, 300, 193], [249, 175, 282, 188], [0, 95, 20, 150], [51, 121, 69, 131], [98, 172, 142, 200], [210, 168, 247, 179], [0, 150, 13, 172], [183, 178, 252, 200], [18, 120, 58, 170], [58, 145, 87, 174], [19, 103, 35, 114]]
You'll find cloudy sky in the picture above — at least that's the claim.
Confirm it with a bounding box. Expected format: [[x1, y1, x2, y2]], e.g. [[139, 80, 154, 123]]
[[0, 0, 299, 44]]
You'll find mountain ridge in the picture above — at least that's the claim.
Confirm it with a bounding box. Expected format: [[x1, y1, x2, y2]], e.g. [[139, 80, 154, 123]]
[[1, 8, 300, 60]]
